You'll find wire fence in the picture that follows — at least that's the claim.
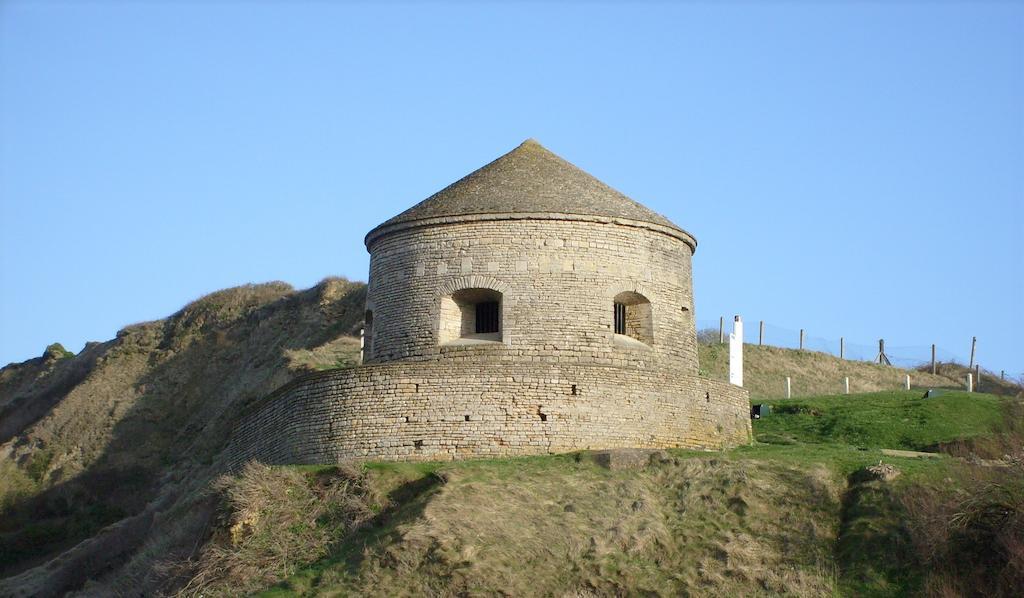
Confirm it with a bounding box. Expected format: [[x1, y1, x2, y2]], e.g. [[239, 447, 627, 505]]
[[697, 317, 1017, 383]]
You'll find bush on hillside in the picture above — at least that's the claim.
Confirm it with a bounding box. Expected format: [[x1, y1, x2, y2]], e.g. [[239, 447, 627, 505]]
[[697, 327, 721, 345], [176, 462, 380, 597], [901, 461, 1024, 597]]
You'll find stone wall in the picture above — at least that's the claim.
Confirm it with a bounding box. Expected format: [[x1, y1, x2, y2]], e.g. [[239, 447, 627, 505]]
[[364, 216, 698, 373], [223, 363, 750, 469]]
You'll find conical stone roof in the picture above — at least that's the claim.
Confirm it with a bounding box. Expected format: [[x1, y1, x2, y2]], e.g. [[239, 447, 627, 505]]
[[365, 139, 692, 248]]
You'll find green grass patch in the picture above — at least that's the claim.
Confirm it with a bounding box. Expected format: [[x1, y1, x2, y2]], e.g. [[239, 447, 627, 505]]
[[753, 390, 1005, 451]]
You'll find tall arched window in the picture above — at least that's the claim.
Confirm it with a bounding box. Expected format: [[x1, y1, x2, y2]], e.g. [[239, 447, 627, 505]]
[[439, 288, 503, 345], [613, 291, 652, 345]]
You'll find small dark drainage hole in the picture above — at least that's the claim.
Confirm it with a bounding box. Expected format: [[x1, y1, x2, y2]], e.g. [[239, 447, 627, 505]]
[[464, 415, 470, 422], [413, 439, 424, 450], [706, 392, 711, 402], [404, 416, 410, 423], [415, 384, 419, 393], [540, 413, 548, 422], [571, 384, 577, 395]]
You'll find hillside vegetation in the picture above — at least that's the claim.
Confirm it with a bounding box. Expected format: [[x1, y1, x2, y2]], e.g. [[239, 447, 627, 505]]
[[175, 391, 1022, 597], [0, 277, 1020, 596], [698, 341, 1019, 399], [0, 278, 366, 594]]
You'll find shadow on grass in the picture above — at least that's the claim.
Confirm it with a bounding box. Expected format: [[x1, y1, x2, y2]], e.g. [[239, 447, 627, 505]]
[[835, 469, 920, 597], [265, 469, 448, 595]]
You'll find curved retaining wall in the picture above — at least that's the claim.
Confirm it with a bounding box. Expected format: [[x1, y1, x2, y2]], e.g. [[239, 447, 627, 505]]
[[224, 363, 750, 468]]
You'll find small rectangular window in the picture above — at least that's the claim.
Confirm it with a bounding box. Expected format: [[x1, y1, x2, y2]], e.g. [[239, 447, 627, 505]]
[[614, 302, 626, 335], [475, 301, 500, 334]]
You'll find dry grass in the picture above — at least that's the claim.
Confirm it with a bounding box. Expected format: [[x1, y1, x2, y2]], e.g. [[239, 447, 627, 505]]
[[0, 278, 368, 585], [285, 336, 362, 372], [901, 460, 1024, 597], [174, 462, 380, 597], [0, 460, 36, 513], [699, 343, 981, 399], [292, 456, 841, 597]]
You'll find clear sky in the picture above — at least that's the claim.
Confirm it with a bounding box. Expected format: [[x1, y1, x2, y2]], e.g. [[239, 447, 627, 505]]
[[1, 2, 1021, 376]]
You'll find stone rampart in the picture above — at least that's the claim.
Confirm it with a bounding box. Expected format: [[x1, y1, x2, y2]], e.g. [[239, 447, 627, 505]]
[[223, 363, 750, 469]]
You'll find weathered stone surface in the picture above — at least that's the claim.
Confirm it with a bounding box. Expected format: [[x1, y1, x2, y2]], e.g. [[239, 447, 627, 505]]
[[224, 362, 750, 469], [224, 140, 751, 467]]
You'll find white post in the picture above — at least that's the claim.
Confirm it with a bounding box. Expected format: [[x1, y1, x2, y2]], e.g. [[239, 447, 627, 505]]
[[844, 377, 850, 394], [966, 373, 973, 392], [729, 315, 744, 387], [785, 376, 792, 399], [904, 374, 911, 390], [359, 327, 365, 364]]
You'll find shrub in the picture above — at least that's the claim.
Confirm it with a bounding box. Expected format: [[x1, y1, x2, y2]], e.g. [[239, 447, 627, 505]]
[[177, 462, 379, 596], [901, 461, 1024, 597]]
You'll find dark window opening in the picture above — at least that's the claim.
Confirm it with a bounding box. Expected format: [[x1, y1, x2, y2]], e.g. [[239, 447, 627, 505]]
[[613, 302, 626, 335], [612, 292, 653, 345], [476, 301, 500, 334]]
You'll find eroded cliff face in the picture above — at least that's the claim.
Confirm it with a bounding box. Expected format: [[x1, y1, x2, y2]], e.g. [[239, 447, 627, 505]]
[[0, 278, 365, 592]]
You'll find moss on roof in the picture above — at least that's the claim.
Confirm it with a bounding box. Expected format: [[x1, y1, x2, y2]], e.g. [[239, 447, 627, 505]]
[[371, 139, 683, 234]]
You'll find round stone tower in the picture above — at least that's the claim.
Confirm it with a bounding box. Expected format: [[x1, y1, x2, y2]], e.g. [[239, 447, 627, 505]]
[[224, 140, 751, 467], [363, 139, 699, 374]]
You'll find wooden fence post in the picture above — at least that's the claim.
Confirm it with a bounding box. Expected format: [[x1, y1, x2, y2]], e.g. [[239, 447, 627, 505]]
[[976, 365, 981, 392], [840, 337, 845, 360], [931, 344, 936, 375], [877, 339, 891, 366], [799, 329, 805, 350], [759, 320, 764, 346], [969, 336, 977, 369], [719, 316, 724, 344]]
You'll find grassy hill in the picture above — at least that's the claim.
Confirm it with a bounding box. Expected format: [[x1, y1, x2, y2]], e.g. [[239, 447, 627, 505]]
[[0, 279, 367, 593], [172, 391, 1022, 597], [0, 277, 1020, 596], [698, 341, 1020, 399]]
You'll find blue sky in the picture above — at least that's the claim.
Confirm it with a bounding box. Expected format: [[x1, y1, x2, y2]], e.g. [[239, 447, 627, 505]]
[[1, 1, 1021, 376]]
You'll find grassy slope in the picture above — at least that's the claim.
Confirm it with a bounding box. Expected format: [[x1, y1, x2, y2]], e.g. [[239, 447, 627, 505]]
[[179, 390, 1013, 598], [0, 279, 367, 589], [753, 391, 1004, 451], [698, 342, 1019, 400]]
